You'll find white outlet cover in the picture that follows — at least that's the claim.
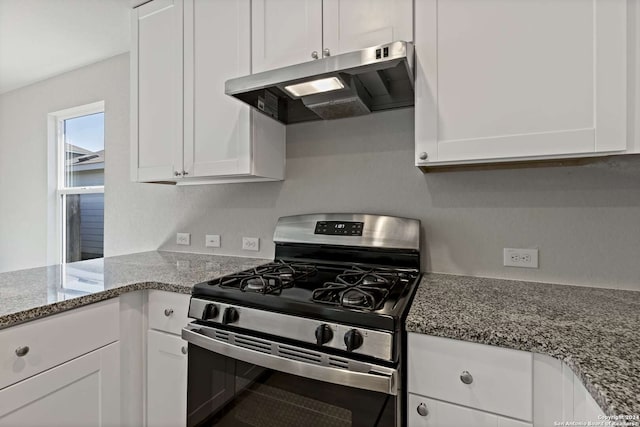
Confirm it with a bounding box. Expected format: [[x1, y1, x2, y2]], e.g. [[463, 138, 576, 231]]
[[242, 237, 259, 251], [205, 234, 221, 248], [503, 248, 538, 268], [176, 232, 191, 246]]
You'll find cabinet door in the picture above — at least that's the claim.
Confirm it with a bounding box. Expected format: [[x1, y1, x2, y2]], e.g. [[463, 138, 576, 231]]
[[146, 330, 187, 427], [322, 0, 413, 55], [0, 342, 120, 427], [183, 0, 251, 177], [252, 0, 322, 73], [415, 0, 628, 166], [408, 394, 532, 427], [408, 334, 532, 421], [573, 377, 606, 424], [132, 0, 184, 181]]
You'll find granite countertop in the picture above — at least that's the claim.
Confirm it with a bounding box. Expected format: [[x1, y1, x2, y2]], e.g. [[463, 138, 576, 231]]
[[406, 274, 640, 417], [0, 251, 267, 329], [3, 254, 638, 416]]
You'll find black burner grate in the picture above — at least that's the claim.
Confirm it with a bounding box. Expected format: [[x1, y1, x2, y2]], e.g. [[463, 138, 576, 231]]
[[219, 261, 317, 295], [311, 266, 400, 311]]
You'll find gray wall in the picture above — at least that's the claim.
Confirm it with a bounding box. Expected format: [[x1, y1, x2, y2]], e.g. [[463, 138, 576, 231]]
[[138, 110, 640, 291], [0, 54, 127, 272], [2, 54, 639, 290]]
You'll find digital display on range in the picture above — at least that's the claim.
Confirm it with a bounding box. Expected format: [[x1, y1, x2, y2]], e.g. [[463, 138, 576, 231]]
[[314, 221, 364, 236]]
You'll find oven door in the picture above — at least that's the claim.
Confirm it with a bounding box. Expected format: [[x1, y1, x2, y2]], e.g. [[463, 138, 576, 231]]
[[182, 324, 398, 427]]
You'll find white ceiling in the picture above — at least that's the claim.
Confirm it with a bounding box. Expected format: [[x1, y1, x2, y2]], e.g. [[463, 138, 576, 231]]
[[0, 0, 131, 94]]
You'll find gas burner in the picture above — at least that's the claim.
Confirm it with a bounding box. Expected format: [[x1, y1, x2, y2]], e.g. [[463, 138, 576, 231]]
[[311, 282, 390, 311], [219, 261, 318, 294], [342, 289, 367, 306], [239, 275, 287, 295], [336, 266, 400, 289]]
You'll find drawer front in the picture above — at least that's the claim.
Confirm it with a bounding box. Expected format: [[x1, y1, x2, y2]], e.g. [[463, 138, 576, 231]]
[[0, 299, 119, 390], [408, 333, 533, 421], [148, 291, 191, 335], [408, 394, 533, 427]]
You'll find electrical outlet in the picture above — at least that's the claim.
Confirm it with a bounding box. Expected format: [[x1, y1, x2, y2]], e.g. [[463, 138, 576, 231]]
[[503, 248, 538, 268], [242, 237, 259, 251], [205, 234, 221, 248], [176, 232, 191, 246]]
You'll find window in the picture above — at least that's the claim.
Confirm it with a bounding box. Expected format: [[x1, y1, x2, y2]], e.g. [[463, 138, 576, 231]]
[[49, 102, 105, 264]]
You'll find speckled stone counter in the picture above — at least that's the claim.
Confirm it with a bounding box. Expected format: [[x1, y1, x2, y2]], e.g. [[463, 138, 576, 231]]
[[406, 274, 640, 417], [0, 251, 267, 329]]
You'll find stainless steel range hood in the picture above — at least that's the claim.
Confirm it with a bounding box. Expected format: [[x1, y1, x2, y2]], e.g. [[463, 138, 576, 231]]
[[225, 41, 414, 125]]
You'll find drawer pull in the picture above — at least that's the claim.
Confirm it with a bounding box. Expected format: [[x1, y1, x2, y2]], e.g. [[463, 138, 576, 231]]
[[417, 403, 428, 417], [460, 370, 474, 385], [181, 346, 188, 355], [164, 308, 174, 317], [15, 346, 29, 357]]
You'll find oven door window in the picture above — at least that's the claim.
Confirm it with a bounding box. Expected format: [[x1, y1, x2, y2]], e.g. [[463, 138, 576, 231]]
[[187, 343, 396, 427]]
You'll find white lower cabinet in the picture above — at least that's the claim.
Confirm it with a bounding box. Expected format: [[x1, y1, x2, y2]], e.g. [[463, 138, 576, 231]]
[[409, 334, 532, 421], [408, 333, 607, 427], [145, 291, 191, 427], [0, 342, 120, 427], [533, 353, 605, 426], [408, 394, 532, 427], [574, 377, 607, 423], [146, 330, 188, 427]]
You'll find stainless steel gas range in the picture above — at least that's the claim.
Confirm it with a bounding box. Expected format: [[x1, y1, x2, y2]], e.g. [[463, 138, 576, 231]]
[[182, 213, 422, 427]]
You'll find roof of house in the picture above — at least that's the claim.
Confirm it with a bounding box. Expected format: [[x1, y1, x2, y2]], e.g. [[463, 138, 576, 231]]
[[66, 143, 104, 167]]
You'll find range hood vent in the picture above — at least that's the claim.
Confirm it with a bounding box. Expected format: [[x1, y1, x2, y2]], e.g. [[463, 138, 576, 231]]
[[225, 41, 414, 125]]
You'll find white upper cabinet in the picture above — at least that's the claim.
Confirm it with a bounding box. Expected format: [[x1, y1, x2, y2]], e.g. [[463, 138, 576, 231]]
[[131, 0, 285, 184], [415, 0, 629, 167], [252, 0, 412, 73], [131, 0, 183, 182], [185, 0, 251, 177], [183, 0, 285, 181], [322, 0, 413, 56], [252, 0, 323, 73]]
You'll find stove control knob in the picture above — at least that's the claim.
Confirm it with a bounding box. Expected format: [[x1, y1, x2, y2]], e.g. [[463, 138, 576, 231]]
[[202, 303, 219, 320], [344, 329, 363, 352], [222, 307, 239, 325], [315, 324, 333, 346]]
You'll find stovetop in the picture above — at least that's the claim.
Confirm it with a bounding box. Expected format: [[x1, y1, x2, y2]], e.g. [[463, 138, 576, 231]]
[[192, 260, 421, 331]]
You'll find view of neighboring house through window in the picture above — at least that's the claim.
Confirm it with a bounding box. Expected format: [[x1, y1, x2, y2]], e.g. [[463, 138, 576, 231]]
[[53, 102, 105, 263]]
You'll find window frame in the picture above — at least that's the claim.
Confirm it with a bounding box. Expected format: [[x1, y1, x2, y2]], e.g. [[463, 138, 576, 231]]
[[48, 101, 105, 265]]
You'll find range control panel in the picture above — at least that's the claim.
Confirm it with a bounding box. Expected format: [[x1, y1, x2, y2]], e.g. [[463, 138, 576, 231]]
[[314, 221, 364, 236]]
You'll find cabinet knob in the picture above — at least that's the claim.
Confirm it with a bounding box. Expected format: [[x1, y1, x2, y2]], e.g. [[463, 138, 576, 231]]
[[323, 48, 331, 57], [417, 403, 428, 417], [181, 346, 188, 355], [15, 346, 29, 357], [460, 370, 474, 385], [182, 170, 188, 176], [164, 308, 174, 317], [311, 51, 319, 60], [418, 152, 428, 161], [174, 171, 182, 177]]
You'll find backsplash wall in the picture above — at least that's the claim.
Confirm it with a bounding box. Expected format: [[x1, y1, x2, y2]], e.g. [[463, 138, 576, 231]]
[[106, 51, 640, 290], [2, 54, 638, 289], [137, 109, 640, 290]]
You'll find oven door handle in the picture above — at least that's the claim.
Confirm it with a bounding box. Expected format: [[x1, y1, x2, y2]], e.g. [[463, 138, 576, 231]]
[[182, 326, 398, 395]]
